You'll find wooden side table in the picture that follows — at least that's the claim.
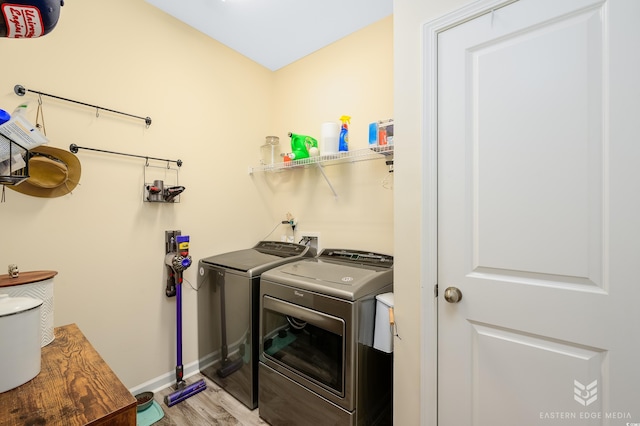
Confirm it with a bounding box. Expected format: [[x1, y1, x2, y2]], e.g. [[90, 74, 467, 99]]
[[0, 324, 136, 425]]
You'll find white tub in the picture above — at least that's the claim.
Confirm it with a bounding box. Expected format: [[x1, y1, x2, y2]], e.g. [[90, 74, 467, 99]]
[[373, 292, 394, 353], [0, 294, 43, 393]]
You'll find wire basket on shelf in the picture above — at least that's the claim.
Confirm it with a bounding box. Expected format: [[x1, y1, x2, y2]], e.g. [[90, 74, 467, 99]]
[[0, 134, 29, 185]]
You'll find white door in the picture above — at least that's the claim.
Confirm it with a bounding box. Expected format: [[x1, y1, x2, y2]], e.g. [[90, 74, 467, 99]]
[[437, 0, 640, 424]]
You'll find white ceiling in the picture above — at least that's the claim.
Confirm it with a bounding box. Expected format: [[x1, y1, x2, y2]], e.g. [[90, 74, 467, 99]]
[[145, 0, 393, 71]]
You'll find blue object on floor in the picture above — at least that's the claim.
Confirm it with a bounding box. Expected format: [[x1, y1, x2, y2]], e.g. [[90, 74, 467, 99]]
[[265, 330, 297, 356], [137, 400, 164, 426]]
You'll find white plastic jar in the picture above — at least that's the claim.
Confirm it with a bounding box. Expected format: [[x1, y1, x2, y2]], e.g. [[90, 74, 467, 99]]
[[0, 294, 43, 393]]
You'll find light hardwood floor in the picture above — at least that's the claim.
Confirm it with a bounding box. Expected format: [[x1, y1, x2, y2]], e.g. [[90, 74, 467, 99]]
[[151, 373, 267, 425]]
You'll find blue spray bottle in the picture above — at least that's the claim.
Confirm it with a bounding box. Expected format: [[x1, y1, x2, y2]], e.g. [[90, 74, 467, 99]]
[[339, 115, 350, 152]]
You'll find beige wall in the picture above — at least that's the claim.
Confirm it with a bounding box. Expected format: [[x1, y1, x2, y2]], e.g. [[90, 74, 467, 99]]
[[0, 0, 274, 389], [266, 16, 394, 253], [0, 0, 394, 406], [393, 0, 469, 425]]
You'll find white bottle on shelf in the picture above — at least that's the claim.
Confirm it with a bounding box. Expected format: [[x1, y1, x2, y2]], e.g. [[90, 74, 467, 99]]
[[12, 102, 30, 117]]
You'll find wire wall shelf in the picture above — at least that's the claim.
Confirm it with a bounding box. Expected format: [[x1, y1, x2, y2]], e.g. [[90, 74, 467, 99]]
[[248, 145, 393, 198], [248, 145, 393, 174]]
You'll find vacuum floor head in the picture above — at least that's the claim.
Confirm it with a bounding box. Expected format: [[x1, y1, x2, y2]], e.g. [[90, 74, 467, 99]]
[[217, 357, 243, 378], [164, 379, 207, 407]]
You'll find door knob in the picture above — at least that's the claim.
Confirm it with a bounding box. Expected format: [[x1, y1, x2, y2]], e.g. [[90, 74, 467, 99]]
[[444, 287, 462, 303]]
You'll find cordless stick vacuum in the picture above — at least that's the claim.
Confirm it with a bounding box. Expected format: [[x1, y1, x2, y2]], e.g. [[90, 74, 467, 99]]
[[164, 231, 207, 407]]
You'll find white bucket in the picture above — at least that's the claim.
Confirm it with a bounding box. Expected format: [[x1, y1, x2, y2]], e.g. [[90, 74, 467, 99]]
[[374, 292, 394, 353], [0, 294, 43, 393]]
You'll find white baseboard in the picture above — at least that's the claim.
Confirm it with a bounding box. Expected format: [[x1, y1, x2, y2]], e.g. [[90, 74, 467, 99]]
[[128, 358, 202, 395], [128, 347, 235, 395]]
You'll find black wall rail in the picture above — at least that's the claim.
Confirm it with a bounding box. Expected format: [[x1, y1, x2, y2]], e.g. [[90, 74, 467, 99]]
[[70, 144, 182, 167], [15, 84, 152, 127]]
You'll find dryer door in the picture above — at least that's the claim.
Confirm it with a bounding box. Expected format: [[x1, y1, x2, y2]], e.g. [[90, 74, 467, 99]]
[[262, 295, 345, 396]]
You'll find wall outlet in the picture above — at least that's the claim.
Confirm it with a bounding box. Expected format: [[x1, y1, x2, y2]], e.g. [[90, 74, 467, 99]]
[[301, 232, 321, 253]]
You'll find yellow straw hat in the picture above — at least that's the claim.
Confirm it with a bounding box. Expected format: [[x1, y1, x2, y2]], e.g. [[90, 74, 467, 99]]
[[8, 145, 81, 198]]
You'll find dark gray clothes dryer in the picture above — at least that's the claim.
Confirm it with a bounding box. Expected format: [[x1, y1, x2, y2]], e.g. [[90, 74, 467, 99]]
[[196, 241, 315, 409], [258, 249, 394, 425]]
